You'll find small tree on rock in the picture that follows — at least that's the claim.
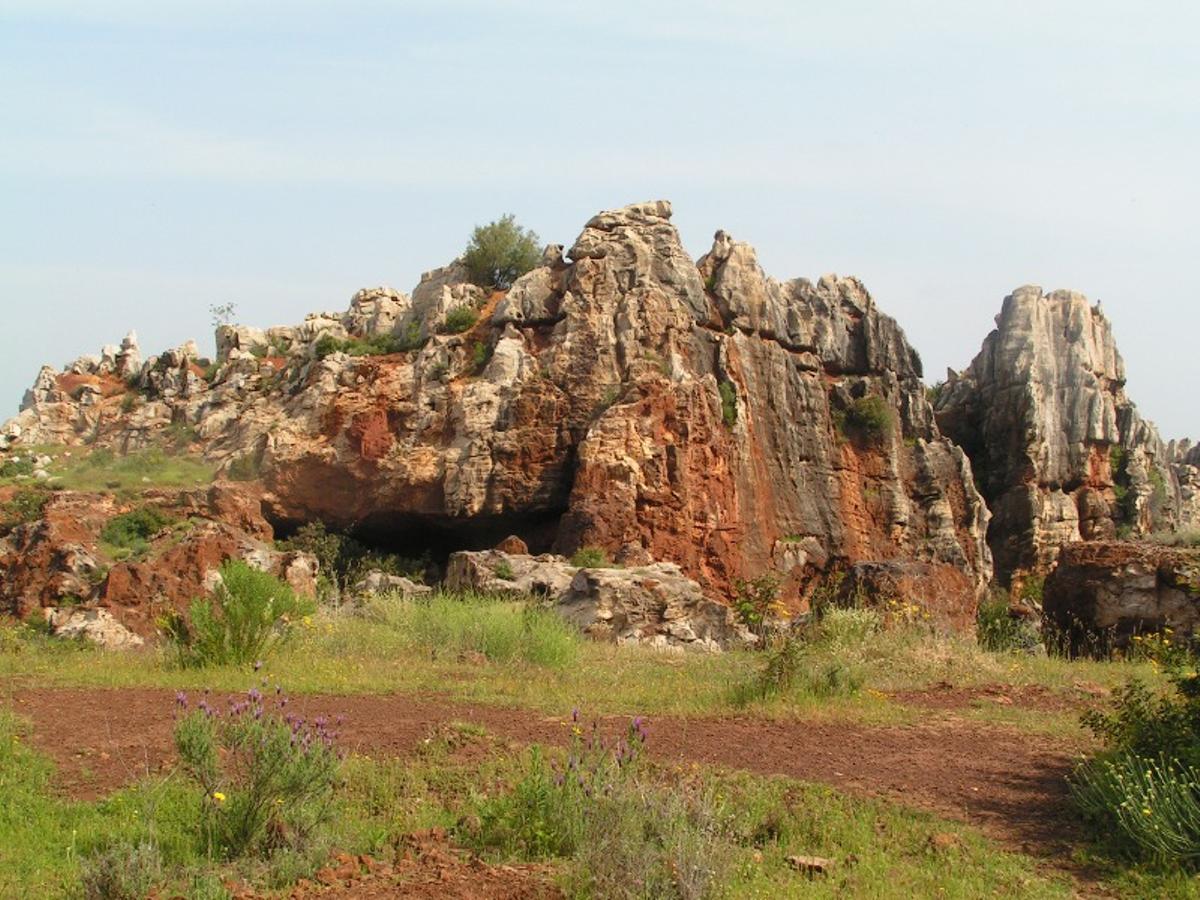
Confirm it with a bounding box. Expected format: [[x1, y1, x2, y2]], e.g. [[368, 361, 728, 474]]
[[462, 214, 541, 290]]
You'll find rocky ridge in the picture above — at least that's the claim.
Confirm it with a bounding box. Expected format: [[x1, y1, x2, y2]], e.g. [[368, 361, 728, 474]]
[[2, 200, 1195, 646], [935, 286, 1199, 585]]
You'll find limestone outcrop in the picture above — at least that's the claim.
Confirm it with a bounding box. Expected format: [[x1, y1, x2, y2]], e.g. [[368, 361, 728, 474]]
[[936, 286, 1196, 583], [2, 201, 996, 624], [0, 483, 317, 635], [446, 549, 754, 651], [1043, 541, 1199, 654]]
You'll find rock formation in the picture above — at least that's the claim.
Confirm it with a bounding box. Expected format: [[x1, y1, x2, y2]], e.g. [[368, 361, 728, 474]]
[[2, 200, 999, 628], [936, 286, 1197, 584], [446, 549, 754, 651], [1043, 542, 1199, 654]]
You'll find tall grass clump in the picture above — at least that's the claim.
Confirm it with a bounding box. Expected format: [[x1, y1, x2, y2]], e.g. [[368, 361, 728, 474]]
[[470, 714, 736, 898], [1070, 661, 1200, 868], [163, 561, 315, 668], [363, 591, 579, 668]]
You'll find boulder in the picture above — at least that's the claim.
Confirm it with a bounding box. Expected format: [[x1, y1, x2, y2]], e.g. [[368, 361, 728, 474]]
[[1043, 541, 1200, 655], [560, 563, 755, 651], [48, 607, 145, 650], [352, 571, 431, 598], [445, 550, 577, 598]]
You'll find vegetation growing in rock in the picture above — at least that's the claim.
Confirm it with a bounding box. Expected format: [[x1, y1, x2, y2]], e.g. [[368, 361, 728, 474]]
[[838, 396, 893, 447], [718, 379, 738, 428], [441, 305, 478, 335], [162, 561, 315, 668], [313, 330, 419, 360], [570, 546, 609, 568], [0, 488, 49, 531], [461, 214, 541, 290], [100, 506, 174, 559]]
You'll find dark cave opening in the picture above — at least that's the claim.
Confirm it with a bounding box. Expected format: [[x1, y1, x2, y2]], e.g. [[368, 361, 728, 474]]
[[270, 508, 566, 581]]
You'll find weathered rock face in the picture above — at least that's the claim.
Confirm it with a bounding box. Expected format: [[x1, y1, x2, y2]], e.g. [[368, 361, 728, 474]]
[[2, 201, 993, 622], [937, 286, 1196, 583], [446, 549, 753, 651], [0, 483, 317, 635], [1043, 542, 1200, 655]]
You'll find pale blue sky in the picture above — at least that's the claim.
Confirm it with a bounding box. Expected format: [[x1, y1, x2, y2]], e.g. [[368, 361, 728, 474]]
[[2, 1, 1197, 439]]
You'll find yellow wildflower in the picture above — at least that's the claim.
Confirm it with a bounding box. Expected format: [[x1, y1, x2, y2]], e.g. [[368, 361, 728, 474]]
[[212, 791, 227, 803]]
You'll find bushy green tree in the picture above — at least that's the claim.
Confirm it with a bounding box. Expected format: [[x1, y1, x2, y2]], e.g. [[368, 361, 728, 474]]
[[462, 214, 541, 289]]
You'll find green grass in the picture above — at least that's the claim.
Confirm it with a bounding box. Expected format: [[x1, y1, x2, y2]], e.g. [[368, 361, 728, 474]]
[[49, 447, 214, 494], [0, 707, 1098, 899], [0, 609, 1161, 740], [360, 590, 581, 668]]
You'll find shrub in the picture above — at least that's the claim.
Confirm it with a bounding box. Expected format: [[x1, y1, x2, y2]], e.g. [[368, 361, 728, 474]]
[[1, 488, 49, 530], [718, 380, 737, 428], [976, 594, 1040, 653], [441, 305, 478, 335], [471, 340, 492, 374], [471, 715, 735, 897], [462, 214, 541, 290], [79, 841, 162, 900], [732, 572, 783, 637], [173, 689, 342, 859], [570, 547, 609, 568], [100, 506, 173, 552], [363, 591, 579, 668], [278, 520, 426, 592], [1070, 664, 1200, 867], [494, 560, 515, 581], [839, 395, 893, 446], [313, 332, 413, 360], [0, 456, 34, 479], [163, 560, 315, 668]]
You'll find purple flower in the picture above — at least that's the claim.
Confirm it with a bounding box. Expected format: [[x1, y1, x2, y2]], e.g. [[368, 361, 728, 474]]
[[571, 707, 579, 723], [175, 691, 188, 709], [253, 660, 263, 672]]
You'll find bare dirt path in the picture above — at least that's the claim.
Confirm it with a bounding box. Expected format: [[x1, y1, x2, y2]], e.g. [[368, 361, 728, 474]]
[[4, 685, 1086, 858]]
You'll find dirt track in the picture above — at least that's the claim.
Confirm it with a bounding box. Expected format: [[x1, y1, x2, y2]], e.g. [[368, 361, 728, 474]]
[[4, 686, 1086, 857]]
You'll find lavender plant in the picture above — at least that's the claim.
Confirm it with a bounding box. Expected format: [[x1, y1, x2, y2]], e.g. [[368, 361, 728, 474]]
[[173, 687, 343, 859]]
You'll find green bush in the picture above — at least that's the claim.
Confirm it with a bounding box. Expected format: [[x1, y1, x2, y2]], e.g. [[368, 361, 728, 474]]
[[79, 841, 163, 900], [313, 331, 416, 360], [732, 572, 783, 637], [570, 547, 609, 568], [163, 561, 315, 668], [1070, 665, 1200, 867], [100, 506, 174, 553], [839, 395, 893, 446], [976, 595, 1040, 653], [0, 456, 34, 479], [461, 214, 541, 290], [440, 306, 478, 335], [278, 520, 426, 592], [363, 591, 579, 668], [718, 380, 737, 428], [173, 689, 341, 859], [471, 340, 492, 374], [1, 488, 49, 530]]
